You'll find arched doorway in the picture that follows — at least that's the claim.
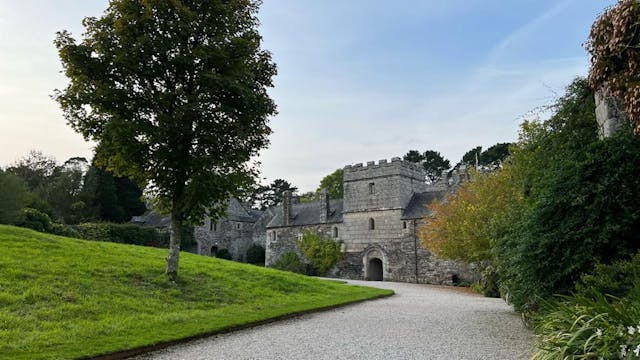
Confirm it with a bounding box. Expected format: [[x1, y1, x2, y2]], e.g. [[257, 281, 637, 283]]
[[211, 245, 218, 257], [366, 258, 383, 281]]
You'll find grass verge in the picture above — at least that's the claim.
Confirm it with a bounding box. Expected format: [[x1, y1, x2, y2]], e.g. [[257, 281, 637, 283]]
[[0, 225, 392, 360]]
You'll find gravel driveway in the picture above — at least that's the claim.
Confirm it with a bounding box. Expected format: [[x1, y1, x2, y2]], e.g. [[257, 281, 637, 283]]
[[132, 280, 533, 360]]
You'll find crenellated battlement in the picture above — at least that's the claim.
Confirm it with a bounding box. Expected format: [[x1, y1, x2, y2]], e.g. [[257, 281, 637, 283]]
[[343, 157, 425, 182]]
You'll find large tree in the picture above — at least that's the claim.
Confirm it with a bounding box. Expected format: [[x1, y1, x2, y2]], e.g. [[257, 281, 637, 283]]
[[252, 179, 297, 210], [55, 0, 277, 280], [316, 168, 344, 199], [403, 150, 451, 182], [0, 170, 30, 225]]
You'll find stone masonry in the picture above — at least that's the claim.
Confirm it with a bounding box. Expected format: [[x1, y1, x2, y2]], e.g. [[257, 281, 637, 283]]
[[194, 157, 473, 285]]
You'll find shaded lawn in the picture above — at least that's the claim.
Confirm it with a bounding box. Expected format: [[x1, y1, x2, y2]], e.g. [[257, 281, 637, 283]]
[[0, 225, 392, 360]]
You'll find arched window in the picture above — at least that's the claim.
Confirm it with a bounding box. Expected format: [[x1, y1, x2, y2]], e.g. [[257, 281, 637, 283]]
[[369, 218, 375, 230], [403, 221, 407, 229], [333, 227, 339, 238]]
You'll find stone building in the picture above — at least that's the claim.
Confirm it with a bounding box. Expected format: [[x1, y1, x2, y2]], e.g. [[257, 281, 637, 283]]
[[264, 157, 471, 284], [194, 157, 472, 284], [194, 198, 275, 261]]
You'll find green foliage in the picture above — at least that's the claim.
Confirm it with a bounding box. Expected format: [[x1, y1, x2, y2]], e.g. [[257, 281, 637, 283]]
[[272, 252, 313, 275], [0, 225, 391, 360], [587, 0, 640, 134], [317, 169, 344, 199], [0, 171, 29, 224], [73, 223, 170, 248], [80, 161, 146, 223], [296, 230, 345, 276], [480, 143, 512, 165], [576, 253, 640, 300], [493, 77, 605, 311], [460, 146, 482, 166], [499, 133, 640, 311], [54, 0, 277, 278], [6, 150, 57, 191], [459, 143, 512, 167], [251, 179, 298, 210], [17, 208, 53, 233], [403, 149, 451, 182], [532, 286, 640, 360], [216, 248, 233, 260], [246, 244, 266, 265]]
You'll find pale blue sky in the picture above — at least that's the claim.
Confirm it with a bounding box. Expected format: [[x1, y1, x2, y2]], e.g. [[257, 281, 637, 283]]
[[0, 1, 616, 191]]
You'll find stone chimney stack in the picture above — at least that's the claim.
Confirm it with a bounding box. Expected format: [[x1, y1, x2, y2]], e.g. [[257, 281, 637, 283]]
[[319, 189, 330, 223], [282, 191, 292, 226]]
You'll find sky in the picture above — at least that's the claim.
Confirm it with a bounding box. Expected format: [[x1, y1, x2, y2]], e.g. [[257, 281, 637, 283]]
[[0, 0, 617, 192]]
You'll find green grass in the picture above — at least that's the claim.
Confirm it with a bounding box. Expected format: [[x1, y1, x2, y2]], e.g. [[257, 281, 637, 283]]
[[0, 225, 392, 360]]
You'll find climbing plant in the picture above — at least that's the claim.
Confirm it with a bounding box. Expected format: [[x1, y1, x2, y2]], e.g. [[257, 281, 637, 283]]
[[587, 0, 640, 134]]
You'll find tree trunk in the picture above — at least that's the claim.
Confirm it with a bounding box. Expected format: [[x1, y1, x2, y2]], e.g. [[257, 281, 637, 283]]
[[166, 208, 182, 281]]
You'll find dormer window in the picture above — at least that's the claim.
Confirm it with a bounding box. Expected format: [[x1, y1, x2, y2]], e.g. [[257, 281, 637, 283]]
[[369, 182, 375, 194]]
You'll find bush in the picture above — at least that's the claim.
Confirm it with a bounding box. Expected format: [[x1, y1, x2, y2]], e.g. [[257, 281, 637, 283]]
[[272, 252, 310, 275], [50, 223, 80, 238], [532, 285, 640, 359], [216, 248, 233, 260], [246, 244, 265, 265], [497, 132, 640, 312], [73, 223, 169, 247], [18, 208, 53, 233], [576, 253, 640, 300], [296, 230, 345, 276]]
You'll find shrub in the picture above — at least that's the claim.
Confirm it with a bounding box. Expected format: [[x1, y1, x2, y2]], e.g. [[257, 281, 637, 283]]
[[18, 208, 53, 233], [497, 132, 640, 312], [272, 252, 310, 275], [576, 253, 640, 300], [296, 230, 345, 276], [532, 285, 640, 359], [50, 223, 80, 238], [246, 244, 265, 265], [216, 248, 233, 260], [73, 223, 169, 248]]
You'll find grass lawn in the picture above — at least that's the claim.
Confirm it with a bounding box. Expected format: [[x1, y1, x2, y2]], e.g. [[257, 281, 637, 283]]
[[0, 225, 392, 360]]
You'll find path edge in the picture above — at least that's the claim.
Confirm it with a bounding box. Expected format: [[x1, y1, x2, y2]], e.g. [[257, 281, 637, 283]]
[[83, 291, 394, 360]]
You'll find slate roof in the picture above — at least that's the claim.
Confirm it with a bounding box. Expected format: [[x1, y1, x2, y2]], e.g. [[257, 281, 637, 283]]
[[131, 212, 171, 228], [267, 199, 344, 228], [226, 208, 264, 223], [401, 191, 446, 220]]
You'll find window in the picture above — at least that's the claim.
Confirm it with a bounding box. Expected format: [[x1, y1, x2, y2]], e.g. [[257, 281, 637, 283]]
[[237, 223, 241, 229], [297, 233, 303, 241], [369, 182, 375, 194], [209, 221, 213, 232], [369, 218, 375, 230], [333, 227, 339, 238], [403, 221, 407, 229]]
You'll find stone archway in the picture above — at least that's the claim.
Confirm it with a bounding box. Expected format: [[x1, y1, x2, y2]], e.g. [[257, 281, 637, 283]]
[[363, 246, 386, 281], [366, 258, 383, 281]]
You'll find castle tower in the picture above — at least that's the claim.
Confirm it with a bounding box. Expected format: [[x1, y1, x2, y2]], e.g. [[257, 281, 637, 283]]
[[340, 158, 428, 280]]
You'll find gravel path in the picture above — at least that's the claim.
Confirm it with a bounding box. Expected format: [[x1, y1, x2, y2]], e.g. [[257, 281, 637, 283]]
[[132, 280, 533, 360]]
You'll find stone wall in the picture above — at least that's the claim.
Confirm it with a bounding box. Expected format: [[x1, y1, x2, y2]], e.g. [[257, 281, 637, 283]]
[[265, 223, 341, 266], [595, 85, 627, 138], [343, 158, 428, 213], [194, 217, 254, 260]]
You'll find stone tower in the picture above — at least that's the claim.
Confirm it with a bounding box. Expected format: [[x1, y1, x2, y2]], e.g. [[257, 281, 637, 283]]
[[340, 158, 429, 280]]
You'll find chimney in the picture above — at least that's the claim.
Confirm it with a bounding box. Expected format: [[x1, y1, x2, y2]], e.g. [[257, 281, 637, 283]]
[[282, 191, 292, 226], [319, 189, 330, 223]]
